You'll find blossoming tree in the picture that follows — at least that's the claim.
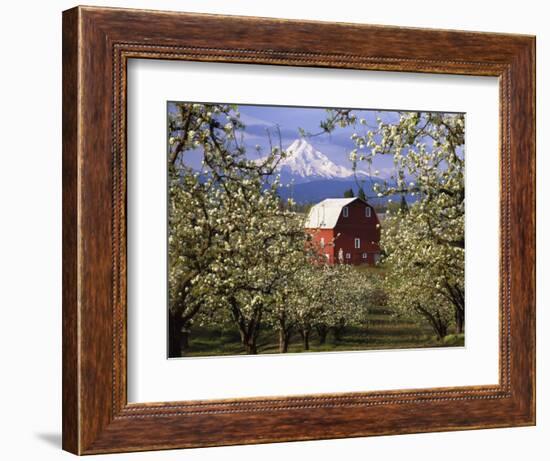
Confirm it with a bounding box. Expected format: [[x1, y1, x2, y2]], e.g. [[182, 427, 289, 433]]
[[319, 110, 465, 337]]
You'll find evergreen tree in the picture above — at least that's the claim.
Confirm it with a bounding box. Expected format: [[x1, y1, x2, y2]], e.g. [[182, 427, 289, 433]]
[[343, 188, 354, 198], [357, 187, 366, 201], [400, 194, 409, 213]]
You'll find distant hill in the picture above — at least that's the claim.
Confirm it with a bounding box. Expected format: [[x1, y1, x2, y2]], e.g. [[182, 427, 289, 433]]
[[276, 178, 407, 205]]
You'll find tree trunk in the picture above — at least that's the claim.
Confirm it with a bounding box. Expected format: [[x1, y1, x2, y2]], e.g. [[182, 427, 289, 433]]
[[316, 325, 328, 345], [300, 329, 311, 350], [444, 281, 465, 334], [237, 327, 260, 355], [244, 340, 258, 354], [415, 304, 449, 341], [229, 297, 262, 355], [279, 329, 291, 353], [277, 314, 292, 353], [434, 322, 448, 341], [168, 310, 185, 358], [455, 307, 464, 334], [333, 324, 345, 342], [432, 310, 448, 340], [180, 328, 190, 351]]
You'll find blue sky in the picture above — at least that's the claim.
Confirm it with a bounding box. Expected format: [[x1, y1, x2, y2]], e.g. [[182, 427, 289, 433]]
[[168, 102, 460, 179], [169, 102, 403, 177], [236, 104, 400, 177]]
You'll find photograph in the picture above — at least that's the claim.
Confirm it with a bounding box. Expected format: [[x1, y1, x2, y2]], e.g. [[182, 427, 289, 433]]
[[167, 102, 465, 358]]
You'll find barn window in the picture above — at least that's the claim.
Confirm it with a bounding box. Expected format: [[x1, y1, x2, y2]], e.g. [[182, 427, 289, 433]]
[[365, 207, 371, 218], [345, 253, 351, 259], [342, 206, 349, 217], [354, 238, 360, 249], [362, 253, 368, 259], [320, 237, 325, 248]]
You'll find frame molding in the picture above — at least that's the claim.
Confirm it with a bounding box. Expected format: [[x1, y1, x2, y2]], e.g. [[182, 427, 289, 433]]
[[62, 6, 535, 454]]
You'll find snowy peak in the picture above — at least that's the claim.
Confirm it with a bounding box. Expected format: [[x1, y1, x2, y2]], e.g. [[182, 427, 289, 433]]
[[279, 139, 356, 180]]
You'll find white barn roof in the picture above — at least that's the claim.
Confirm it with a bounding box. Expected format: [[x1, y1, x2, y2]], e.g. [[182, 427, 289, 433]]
[[305, 198, 358, 229]]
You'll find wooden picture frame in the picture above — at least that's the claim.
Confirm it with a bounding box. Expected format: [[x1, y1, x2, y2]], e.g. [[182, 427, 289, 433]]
[[62, 5, 536, 455]]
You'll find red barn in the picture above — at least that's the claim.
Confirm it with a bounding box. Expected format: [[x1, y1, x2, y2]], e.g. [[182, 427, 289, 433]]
[[305, 197, 381, 265]]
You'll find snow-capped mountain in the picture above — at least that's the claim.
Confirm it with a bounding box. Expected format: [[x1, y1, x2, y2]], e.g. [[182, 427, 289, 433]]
[[266, 139, 396, 204], [272, 138, 370, 183], [278, 139, 356, 181]]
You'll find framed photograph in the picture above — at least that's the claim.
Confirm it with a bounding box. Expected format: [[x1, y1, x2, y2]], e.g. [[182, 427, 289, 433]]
[[62, 6, 535, 455]]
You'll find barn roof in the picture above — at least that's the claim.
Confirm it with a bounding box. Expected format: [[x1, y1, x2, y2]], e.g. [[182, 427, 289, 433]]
[[305, 197, 362, 229]]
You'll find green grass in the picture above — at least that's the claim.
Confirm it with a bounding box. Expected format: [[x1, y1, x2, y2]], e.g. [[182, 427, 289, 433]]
[[179, 306, 464, 358]]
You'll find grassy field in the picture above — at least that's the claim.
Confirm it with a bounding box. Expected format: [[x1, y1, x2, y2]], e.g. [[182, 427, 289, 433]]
[[179, 305, 464, 358]]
